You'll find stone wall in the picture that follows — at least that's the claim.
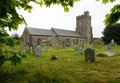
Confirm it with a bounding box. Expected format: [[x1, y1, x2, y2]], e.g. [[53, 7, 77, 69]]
[[50, 36, 87, 47], [22, 28, 30, 46]]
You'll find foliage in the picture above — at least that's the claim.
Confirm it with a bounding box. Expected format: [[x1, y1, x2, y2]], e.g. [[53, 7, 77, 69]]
[[1, 0, 118, 29], [0, 0, 78, 30], [0, 0, 78, 66], [0, 46, 120, 83], [0, 29, 15, 47], [104, 4, 120, 25], [102, 23, 120, 45], [0, 0, 119, 66], [0, 29, 25, 66], [38, 0, 78, 12], [96, 0, 120, 25], [96, 0, 116, 4], [0, 51, 26, 66]]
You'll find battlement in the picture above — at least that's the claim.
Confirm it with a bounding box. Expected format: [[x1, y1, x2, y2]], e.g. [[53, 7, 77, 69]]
[[76, 11, 93, 44], [76, 11, 91, 19]]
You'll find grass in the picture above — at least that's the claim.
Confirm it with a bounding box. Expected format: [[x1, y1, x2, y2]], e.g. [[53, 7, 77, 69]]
[[0, 45, 120, 83]]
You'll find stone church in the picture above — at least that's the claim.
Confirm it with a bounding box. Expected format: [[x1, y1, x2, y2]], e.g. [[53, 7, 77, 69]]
[[22, 11, 93, 47]]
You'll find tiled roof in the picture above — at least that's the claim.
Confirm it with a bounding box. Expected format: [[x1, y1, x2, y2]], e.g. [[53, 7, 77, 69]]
[[26, 27, 85, 38], [52, 28, 84, 38], [26, 27, 54, 36]]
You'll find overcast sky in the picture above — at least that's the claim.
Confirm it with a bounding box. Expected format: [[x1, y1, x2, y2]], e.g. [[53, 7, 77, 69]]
[[9, 0, 120, 38]]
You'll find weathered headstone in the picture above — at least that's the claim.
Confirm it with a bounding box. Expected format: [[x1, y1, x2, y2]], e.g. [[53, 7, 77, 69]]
[[44, 46, 48, 51], [26, 41, 30, 53], [35, 45, 41, 56], [84, 48, 95, 62], [70, 42, 73, 47], [111, 39, 114, 45], [73, 44, 76, 49], [107, 43, 112, 50], [26, 44, 30, 53], [78, 47, 82, 55]]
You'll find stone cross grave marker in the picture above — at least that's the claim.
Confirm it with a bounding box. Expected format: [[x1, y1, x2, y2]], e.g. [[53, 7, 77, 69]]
[[78, 47, 82, 55], [35, 45, 41, 56], [84, 48, 95, 62], [107, 43, 112, 50]]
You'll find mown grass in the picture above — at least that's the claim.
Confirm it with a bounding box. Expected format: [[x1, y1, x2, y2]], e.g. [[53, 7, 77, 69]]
[[0, 45, 120, 83]]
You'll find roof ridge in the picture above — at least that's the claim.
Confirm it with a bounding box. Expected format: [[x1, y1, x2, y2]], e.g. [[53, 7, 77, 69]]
[[52, 27, 75, 32], [26, 27, 50, 30]]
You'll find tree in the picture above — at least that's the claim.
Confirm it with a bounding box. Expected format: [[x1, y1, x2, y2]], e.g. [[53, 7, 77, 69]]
[[0, 0, 78, 66], [0, 0, 119, 30], [0, 0, 78, 30], [104, 4, 120, 25], [97, 0, 120, 25], [0, 0, 119, 66], [102, 23, 120, 45]]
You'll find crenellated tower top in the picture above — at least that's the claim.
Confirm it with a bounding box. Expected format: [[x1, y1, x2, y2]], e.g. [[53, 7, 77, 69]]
[[76, 11, 93, 44]]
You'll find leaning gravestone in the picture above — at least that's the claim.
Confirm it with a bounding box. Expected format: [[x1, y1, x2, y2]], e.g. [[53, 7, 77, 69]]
[[84, 48, 95, 62], [35, 45, 41, 56], [78, 47, 82, 55], [107, 43, 112, 50]]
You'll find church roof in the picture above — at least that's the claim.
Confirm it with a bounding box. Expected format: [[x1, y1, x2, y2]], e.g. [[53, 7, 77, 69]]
[[25, 27, 85, 38], [51, 28, 84, 38], [26, 27, 54, 36]]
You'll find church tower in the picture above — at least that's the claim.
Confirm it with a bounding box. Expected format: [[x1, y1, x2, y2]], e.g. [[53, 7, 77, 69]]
[[76, 11, 93, 44]]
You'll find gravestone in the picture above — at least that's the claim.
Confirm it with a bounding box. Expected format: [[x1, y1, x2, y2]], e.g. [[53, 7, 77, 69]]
[[26, 44, 30, 53], [70, 42, 73, 47], [107, 43, 112, 50], [55, 43, 59, 48], [35, 45, 41, 56], [26, 41, 30, 53], [78, 47, 82, 55], [84, 48, 95, 62], [44, 46, 48, 51], [73, 44, 76, 49], [111, 39, 114, 45]]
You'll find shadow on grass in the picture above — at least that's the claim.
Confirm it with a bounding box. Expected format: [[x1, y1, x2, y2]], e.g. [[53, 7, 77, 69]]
[[0, 68, 28, 83]]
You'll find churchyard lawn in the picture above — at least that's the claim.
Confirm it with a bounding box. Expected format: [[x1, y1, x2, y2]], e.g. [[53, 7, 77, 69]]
[[0, 45, 120, 83]]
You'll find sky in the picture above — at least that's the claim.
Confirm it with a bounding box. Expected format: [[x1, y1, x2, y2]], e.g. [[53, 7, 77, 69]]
[[9, 0, 120, 38]]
